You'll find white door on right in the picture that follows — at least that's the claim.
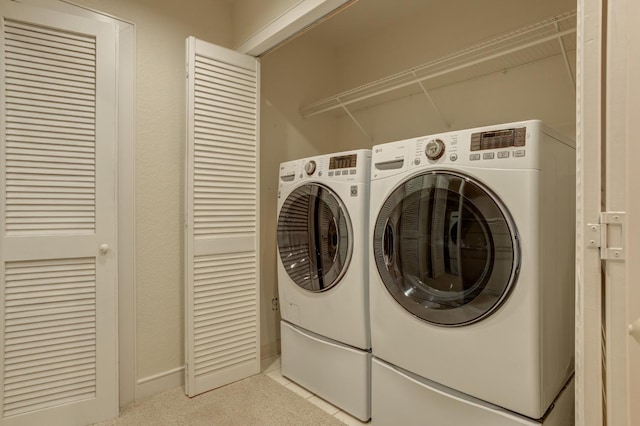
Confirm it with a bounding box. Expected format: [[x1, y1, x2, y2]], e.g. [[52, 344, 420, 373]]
[[604, 0, 640, 425]]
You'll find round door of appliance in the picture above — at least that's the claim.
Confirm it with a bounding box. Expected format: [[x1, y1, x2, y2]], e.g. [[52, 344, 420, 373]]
[[373, 171, 520, 326], [277, 183, 353, 292]]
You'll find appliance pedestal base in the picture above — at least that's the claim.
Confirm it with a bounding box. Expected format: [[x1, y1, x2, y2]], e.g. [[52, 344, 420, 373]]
[[371, 357, 574, 426], [280, 321, 371, 421]]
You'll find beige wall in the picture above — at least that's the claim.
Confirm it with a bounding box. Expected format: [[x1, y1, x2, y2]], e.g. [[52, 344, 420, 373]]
[[259, 37, 341, 355], [260, 0, 577, 149], [72, 0, 340, 381], [66, 0, 338, 388], [329, 0, 577, 145], [334, 0, 576, 91], [71, 0, 232, 380], [333, 54, 577, 147], [231, 0, 301, 48]]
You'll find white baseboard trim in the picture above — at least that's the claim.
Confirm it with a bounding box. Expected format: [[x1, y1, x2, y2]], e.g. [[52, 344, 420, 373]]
[[136, 366, 185, 400]]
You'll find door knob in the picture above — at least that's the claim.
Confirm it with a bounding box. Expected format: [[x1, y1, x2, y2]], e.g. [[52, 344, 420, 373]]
[[99, 244, 110, 254], [629, 318, 640, 343]]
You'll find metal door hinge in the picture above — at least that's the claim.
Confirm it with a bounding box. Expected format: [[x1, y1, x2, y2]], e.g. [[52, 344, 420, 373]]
[[587, 212, 625, 260]]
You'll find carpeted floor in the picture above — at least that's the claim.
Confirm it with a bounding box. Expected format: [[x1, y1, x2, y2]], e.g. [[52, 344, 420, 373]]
[[93, 374, 346, 426]]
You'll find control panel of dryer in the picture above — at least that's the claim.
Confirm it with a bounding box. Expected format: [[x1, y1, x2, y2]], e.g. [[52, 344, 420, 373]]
[[470, 127, 526, 151], [370, 120, 565, 179], [466, 126, 528, 162], [412, 124, 533, 167]]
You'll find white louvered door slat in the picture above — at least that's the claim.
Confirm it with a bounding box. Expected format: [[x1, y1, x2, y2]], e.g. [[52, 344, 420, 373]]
[[1, 1, 118, 425], [185, 36, 260, 397]]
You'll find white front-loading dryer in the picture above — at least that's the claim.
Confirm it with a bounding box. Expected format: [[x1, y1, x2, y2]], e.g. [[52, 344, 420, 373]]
[[276, 149, 371, 421], [368, 120, 575, 420]]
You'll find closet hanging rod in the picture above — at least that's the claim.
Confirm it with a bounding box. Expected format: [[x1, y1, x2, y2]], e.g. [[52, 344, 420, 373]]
[[300, 10, 577, 118]]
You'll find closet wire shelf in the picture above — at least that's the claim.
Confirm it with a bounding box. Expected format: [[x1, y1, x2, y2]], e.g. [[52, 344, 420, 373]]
[[299, 10, 577, 119]]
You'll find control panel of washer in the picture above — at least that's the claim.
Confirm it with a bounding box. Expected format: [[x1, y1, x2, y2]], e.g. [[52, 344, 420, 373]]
[[279, 150, 371, 185]]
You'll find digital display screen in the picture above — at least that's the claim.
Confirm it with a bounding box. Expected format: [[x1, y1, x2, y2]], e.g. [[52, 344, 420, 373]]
[[470, 127, 526, 151], [329, 154, 357, 170]]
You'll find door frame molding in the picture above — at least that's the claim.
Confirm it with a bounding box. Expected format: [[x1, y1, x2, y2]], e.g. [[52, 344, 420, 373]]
[[576, 0, 604, 424], [114, 16, 136, 407]]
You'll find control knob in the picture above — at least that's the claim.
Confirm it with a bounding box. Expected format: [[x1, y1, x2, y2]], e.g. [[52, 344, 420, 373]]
[[304, 160, 317, 175], [425, 139, 445, 160]]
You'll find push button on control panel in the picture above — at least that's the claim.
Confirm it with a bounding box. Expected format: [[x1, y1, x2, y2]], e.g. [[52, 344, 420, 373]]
[[497, 151, 510, 159], [470, 154, 481, 161], [483, 152, 495, 160], [514, 150, 526, 157]]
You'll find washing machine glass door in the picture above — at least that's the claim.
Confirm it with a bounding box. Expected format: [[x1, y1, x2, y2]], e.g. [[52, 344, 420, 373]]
[[373, 171, 520, 326], [277, 183, 352, 292]]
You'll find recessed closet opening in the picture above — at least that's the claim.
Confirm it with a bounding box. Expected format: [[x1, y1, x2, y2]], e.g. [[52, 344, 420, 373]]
[[259, 0, 577, 360]]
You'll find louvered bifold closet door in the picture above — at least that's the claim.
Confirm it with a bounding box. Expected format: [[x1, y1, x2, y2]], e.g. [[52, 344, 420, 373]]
[[0, 2, 118, 425], [185, 37, 260, 397]]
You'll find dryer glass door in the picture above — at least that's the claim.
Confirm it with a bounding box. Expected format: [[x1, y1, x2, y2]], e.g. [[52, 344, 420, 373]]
[[373, 171, 519, 326], [277, 183, 352, 292]]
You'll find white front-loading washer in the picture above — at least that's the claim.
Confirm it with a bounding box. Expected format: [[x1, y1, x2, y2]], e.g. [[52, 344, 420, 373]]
[[276, 149, 371, 421], [368, 120, 575, 420]]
